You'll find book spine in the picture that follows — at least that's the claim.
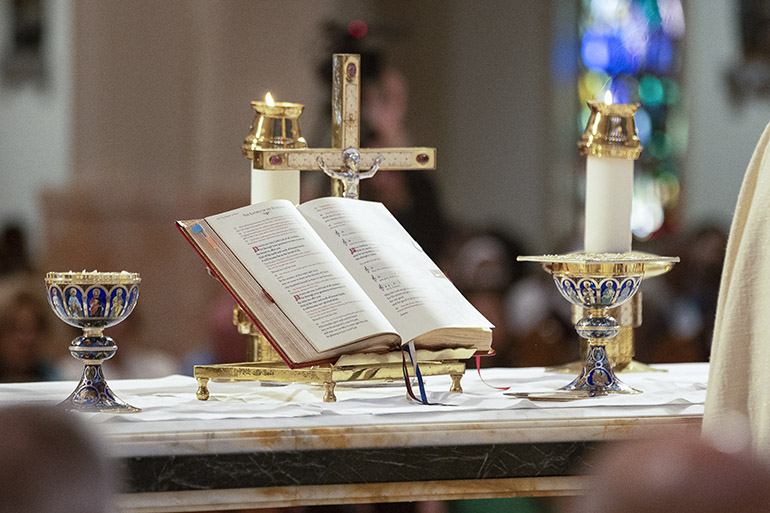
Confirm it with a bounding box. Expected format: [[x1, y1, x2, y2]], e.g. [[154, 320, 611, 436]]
[[175, 221, 297, 368]]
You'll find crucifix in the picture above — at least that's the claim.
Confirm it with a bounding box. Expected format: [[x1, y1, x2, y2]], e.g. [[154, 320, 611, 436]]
[[242, 53, 436, 199]]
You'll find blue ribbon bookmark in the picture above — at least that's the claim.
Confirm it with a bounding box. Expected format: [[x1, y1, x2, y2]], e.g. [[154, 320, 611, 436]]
[[405, 340, 430, 403], [400, 341, 457, 406]]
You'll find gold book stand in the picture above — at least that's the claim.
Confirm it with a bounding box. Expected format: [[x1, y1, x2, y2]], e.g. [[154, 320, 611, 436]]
[[194, 54, 466, 402], [194, 308, 465, 403]]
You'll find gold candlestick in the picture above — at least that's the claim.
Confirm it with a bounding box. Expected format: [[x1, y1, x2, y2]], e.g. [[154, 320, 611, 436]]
[[243, 97, 307, 153], [239, 94, 307, 363], [577, 97, 671, 373], [514, 96, 678, 398], [581, 98, 640, 254], [244, 93, 305, 206]]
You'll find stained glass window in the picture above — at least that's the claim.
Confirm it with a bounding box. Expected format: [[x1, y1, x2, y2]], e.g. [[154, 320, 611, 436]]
[[578, 0, 686, 239]]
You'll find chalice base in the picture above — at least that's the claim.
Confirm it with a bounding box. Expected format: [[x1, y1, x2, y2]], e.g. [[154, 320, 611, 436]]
[[60, 363, 140, 413], [559, 344, 640, 396], [547, 358, 666, 374]]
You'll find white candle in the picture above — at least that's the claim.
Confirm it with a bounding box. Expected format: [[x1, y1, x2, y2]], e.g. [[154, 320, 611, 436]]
[[584, 155, 634, 253], [250, 166, 300, 205]]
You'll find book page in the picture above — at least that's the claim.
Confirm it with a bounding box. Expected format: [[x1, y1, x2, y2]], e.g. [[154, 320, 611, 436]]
[[206, 200, 397, 352], [297, 197, 493, 343]]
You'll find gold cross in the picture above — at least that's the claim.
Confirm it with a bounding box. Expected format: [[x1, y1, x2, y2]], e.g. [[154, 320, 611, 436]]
[[243, 54, 436, 198]]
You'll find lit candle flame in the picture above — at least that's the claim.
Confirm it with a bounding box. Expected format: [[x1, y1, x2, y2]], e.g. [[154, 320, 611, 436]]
[[265, 92, 275, 107], [604, 89, 613, 105]]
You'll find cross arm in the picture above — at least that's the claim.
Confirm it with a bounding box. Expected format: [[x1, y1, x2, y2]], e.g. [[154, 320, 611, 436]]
[[249, 147, 436, 171]]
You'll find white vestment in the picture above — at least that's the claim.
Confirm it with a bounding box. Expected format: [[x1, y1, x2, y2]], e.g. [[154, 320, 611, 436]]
[[703, 120, 770, 458]]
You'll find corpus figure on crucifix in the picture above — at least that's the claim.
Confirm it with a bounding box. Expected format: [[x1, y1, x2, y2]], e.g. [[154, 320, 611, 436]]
[[317, 148, 384, 199]]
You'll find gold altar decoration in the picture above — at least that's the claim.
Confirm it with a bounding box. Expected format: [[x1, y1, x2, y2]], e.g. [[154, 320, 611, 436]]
[[243, 93, 307, 152], [547, 99, 673, 376], [196, 360, 465, 404], [517, 96, 679, 398], [242, 54, 436, 198], [193, 305, 466, 402], [578, 100, 642, 160], [194, 54, 465, 402]]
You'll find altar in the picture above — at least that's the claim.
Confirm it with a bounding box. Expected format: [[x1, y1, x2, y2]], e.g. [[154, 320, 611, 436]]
[[0, 363, 706, 512]]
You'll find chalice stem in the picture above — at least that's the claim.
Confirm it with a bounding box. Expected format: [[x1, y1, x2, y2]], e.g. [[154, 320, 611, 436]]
[[60, 334, 140, 413]]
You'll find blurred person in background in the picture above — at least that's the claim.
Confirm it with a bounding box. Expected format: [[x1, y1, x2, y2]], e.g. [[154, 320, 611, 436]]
[[0, 404, 116, 513], [637, 223, 728, 364], [0, 222, 62, 382], [443, 227, 525, 368], [0, 289, 59, 382], [568, 424, 770, 513], [305, 22, 452, 265]]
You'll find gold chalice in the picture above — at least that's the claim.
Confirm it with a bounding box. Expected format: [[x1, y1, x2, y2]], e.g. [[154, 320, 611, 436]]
[[518, 252, 677, 397], [45, 271, 141, 412]]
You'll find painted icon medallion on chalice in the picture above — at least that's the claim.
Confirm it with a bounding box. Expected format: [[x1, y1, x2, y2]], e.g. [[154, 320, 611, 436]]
[[45, 271, 141, 412]]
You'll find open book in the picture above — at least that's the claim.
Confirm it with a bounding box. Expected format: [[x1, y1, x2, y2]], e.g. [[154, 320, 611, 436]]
[[177, 197, 493, 368]]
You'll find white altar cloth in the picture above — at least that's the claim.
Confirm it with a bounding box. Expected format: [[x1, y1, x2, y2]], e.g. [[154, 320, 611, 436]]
[[0, 363, 706, 443]]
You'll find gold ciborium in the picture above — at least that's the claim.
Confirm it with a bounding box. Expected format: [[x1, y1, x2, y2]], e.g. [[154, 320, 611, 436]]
[[45, 271, 141, 413], [518, 253, 677, 397]]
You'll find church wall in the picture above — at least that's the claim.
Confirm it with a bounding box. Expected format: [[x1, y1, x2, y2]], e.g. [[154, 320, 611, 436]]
[[377, 1, 770, 248], [0, 0, 73, 259], [682, 1, 770, 232], [435, 2, 561, 252], [371, 2, 564, 253]]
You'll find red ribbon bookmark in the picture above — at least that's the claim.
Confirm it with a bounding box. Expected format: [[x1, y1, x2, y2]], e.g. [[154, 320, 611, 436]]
[[475, 355, 511, 391]]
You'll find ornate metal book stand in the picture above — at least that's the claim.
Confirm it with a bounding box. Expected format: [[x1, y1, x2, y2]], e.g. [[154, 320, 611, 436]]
[[194, 308, 465, 403], [194, 54, 466, 402]]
